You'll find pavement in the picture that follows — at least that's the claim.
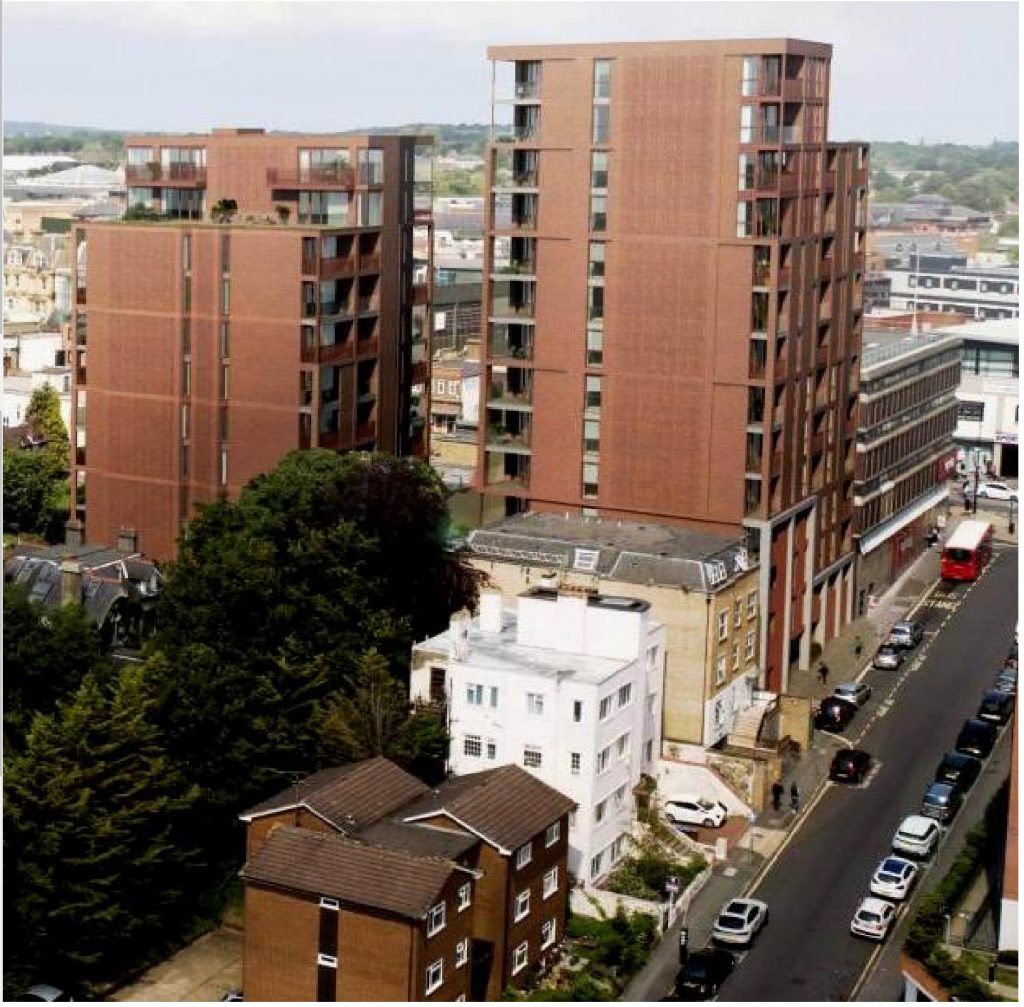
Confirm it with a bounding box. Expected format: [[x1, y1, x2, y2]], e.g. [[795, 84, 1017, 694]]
[[622, 503, 1016, 1003]]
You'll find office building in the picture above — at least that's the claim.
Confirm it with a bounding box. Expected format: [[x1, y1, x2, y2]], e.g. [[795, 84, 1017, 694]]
[[475, 40, 868, 690], [70, 128, 432, 559]]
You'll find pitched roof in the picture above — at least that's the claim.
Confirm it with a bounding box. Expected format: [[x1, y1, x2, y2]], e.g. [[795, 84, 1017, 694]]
[[240, 827, 457, 919], [239, 756, 430, 831], [401, 764, 577, 853]]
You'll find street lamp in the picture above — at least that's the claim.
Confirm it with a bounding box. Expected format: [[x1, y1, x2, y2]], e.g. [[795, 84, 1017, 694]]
[[909, 241, 921, 335]]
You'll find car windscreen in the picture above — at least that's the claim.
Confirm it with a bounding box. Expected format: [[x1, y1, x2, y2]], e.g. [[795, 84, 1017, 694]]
[[717, 914, 746, 930], [858, 911, 882, 923]]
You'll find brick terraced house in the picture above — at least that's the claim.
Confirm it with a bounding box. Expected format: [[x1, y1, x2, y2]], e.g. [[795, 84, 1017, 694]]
[[69, 127, 433, 560], [239, 756, 574, 1001]]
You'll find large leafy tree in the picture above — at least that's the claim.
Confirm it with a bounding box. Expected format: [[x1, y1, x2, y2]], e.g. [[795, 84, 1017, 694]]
[[3, 448, 65, 538], [25, 384, 70, 475], [4, 667, 199, 997]]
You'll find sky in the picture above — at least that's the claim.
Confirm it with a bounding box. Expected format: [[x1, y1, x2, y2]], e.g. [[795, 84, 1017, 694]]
[[3, 0, 1019, 143]]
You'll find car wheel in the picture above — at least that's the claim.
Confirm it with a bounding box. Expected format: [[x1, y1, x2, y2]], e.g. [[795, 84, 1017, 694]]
[[703, 818, 714, 828]]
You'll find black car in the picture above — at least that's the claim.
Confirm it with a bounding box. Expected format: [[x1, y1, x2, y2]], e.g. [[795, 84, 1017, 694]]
[[935, 752, 982, 790], [829, 748, 872, 784], [815, 695, 857, 733], [955, 718, 998, 759], [994, 667, 1018, 695], [977, 689, 1015, 725], [675, 948, 736, 1000]]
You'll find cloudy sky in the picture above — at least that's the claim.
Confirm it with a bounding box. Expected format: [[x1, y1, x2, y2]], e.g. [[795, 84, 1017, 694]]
[[3, 1, 1018, 143]]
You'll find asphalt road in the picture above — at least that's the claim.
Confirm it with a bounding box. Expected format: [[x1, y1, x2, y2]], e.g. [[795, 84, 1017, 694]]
[[714, 545, 1017, 1002]]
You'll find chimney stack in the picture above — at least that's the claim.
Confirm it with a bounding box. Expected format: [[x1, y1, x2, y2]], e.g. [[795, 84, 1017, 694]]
[[117, 528, 138, 553], [60, 559, 83, 607], [64, 519, 84, 548], [478, 591, 503, 634]]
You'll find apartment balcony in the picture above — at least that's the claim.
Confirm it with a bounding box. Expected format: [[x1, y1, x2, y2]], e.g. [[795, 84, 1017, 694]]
[[488, 374, 533, 411], [320, 255, 357, 280], [355, 336, 380, 358], [492, 123, 541, 144], [782, 77, 808, 100], [300, 331, 317, 364], [127, 163, 207, 187], [490, 324, 534, 362], [810, 431, 826, 455], [838, 498, 853, 524], [486, 425, 533, 454], [320, 340, 356, 365], [357, 296, 379, 316], [491, 256, 537, 279], [360, 253, 382, 274], [490, 290, 535, 322], [486, 455, 531, 493], [267, 166, 355, 190], [815, 343, 830, 369], [76, 286, 86, 306]]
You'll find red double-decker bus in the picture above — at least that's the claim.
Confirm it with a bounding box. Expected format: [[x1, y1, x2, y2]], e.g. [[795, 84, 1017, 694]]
[[941, 519, 993, 582]]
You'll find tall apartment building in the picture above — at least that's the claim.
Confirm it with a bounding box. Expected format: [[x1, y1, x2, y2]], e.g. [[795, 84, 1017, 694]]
[[70, 128, 432, 559], [475, 40, 869, 690]]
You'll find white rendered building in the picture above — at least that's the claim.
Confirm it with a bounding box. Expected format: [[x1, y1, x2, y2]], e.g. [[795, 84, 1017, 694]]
[[411, 586, 665, 884]]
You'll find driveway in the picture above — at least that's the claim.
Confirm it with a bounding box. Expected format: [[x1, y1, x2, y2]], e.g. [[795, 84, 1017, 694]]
[[112, 926, 242, 1002]]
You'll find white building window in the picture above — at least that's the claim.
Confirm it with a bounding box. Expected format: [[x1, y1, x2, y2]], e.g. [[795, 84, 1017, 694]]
[[447, 380, 459, 395], [486, 739, 497, 760], [543, 867, 559, 899], [747, 591, 758, 619], [490, 686, 500, 707], [466, 683, 484, 705], [616, 733, 630, 759], [545, 822, 560, 847], [732, 644, 741, 670], [527, 692, 544, 716], [426, 959, 443, 995], [646, 645, 659, 673], [617, 683, 632, 708], [464, 735, 482, 757], [733, 600, 742, 628], [524, 745, 542, 769], [318, 953, 338, 968], [599, 695, 613, 720], [541, 919, 557, 949], [455, 938, 468, 968], [570, 751, 582, 775], [590, 852, 604, 879], [597, 746, 611, 774], [427, 902, 446, 937], [644, 739, 654, 762], [512, 942, 529, 975], [457, 883, 471, 912], [717, 611, 729, 640], [746, 630, 756, 659], [715, 655, 727, 685], [514, 889, 530, 921], [646, 694, 657, 718], [610, 835, 625, 863], [516, 843, 533, 869], [613, 783, 627, 806], [434, 379, 446, 395], [595, 799, 608, 823], [573, 700, 583, 722]]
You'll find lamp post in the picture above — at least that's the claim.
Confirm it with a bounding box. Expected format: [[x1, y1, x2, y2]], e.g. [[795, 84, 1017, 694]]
[[909, 241, 921, 335]]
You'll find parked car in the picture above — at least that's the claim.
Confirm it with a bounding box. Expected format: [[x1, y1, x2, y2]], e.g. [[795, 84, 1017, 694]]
[[869, 856, 919, 901], [674, 947, 736, 1000], [873, 644, 905, 670], [833, 681, 872, 707], [892, 814, 942, 859], [921, 781, 963, 823], [888, 620, 924, 649], [815, 695, 857, 733], [829, 748, 873, 784], [711, 899, 769, 946], [18, 987, 73, 1002], [955, 718, 999, 759], [664, 795, 729, 829], [935, 752, 982, 791], [977, 689, 1015, 725], [850, 896, 897, 940], [994, 667, 1018, 694], [975, 482, 1018, 501]]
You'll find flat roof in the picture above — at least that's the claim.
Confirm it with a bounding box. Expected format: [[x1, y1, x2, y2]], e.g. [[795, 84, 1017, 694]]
[[861, 330, 963, 373], [932, 317, 1019, 346], [488, 37, 833, 59]]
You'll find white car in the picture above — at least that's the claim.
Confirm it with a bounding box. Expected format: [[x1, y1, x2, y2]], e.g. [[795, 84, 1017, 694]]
[[976, 482, 1018, 501], [892, 815, 941, 859], [850, 896, 896, 940], [664, 795, 729, 829], [712, 898, 768, 946], [869, 856, 919, 901]]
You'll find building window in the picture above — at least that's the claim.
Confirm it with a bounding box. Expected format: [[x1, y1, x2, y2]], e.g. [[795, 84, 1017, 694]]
[[425, 959, 443, 995], [645, 739, 654, 762], [319, 896, 339, 910], [733, 601, 742, 628], [219, 321, 230, 359], [545, 822, 560, 847], [490, 686, 499, 708], [219, 445, 228, 487], [590, 151, 609, 190], [219, 363, 230, 399], [317, 953, 338, 968], [588, 241, 606, 280], [524, 745, 542, 769], [595, 799, 607, 823], [594, 59, 613, 99], [610, 835, 625, 863], [599, 695, 613, 721], [746, 630, 756, 659], [515, 889, 530, 922], [585, 375, 602, 412], [221, 278, 230, 314], [464, 735, 482, 758], [590, 853, 604, 879], [586, 328, 603, 367], [590, 193, 607, 232], [618, 683, 632, 708], [486, 739, 497, 760], [541, 919, 557, 949], [543, 867, 559, 899], [570, 752, 582, 775], [573, 700, 583, 722], [732, 644, 741, 670], [613, 783, 628, 806], [616, 733, 630, 760], [716, 654, 727, 685], [516, 842, 533, 869], [457, 883, 471, 912], [717, 611, 729, 640], [747, 591, 758, 619], [527, 693, 544, 716], [182, 234, 191, 271], [427, 902, 446, 937], [466, 683, 484, 705], [512, 942, 529, 975], [583, 461, 599, 499], [597, 746, 611, 774], [455, 939, 468, 968]]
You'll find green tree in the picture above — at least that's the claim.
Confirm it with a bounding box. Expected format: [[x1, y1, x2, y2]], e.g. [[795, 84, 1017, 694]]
[[25, 384, 70, 474], [3, 449, 64, 537], [4, 667, 199, 996]]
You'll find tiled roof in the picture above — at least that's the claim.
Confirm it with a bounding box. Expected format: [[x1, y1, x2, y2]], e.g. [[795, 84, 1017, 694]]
[[239, 756, 429, 831], [402, 764, 576, 853], [357, 820, 480, 860], [241, 827, 457, 919]]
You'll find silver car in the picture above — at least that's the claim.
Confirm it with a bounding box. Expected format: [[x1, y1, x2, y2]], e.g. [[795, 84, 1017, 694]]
[[873, 644, 904, 670], [833, 681, 872, 708], [888, 620, 924, 649], [711, 898, 769, 946]]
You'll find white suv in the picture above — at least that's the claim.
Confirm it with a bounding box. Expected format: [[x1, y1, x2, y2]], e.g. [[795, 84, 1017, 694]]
[[892, 815, 941, 859], [664, 795, 729, 829]]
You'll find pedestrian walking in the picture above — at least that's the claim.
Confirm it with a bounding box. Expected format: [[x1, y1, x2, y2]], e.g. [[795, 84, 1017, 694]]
[[771, 781, 784, 812], [790, 783, 800, 812], [854, 635, 863, 659], [818, 663, 830, 687]]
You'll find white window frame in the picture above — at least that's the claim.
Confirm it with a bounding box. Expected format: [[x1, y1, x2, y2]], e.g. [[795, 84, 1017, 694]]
[[545, 821, 560, 847], [595, 798, 607, 823], [486, 739, 497, 760], [489, 686, 499, 708], [597, 747, 611, 774], [543, 867, 559, 899], [616, 733, 630, 760], [526, 692, 544, 716], [745, 630, 756, 659], [318, 953, 338, 968], [455, 938, 468, 968], [715, 654, 727, 686], [732, 643, 741, 670], [512, 941, 529, 975], [590, 853, 604, 879], [425, 959, 444, 995], [570, 751, 581, 775], [516, 842, 533, 869], [523, 745, 542, 769], [598, 695, 613, 720], [541, 919, 557, 949], [319, 896, 340, 911], [427, 901, 446, 937], [733, 600, 742, 628], [747, 591, 757, 620], [457, 882, 471, 912], [447, 380, 459, 395], [464, 734, 482, 758], [514, 889, 530, 922], [717, 610, 729, 641]]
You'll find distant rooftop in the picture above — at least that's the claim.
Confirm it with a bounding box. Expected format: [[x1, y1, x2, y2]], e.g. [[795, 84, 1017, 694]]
[[469, 512, 753, 593], [932, 316, 1019, 346], [861, 329, 963, 373]]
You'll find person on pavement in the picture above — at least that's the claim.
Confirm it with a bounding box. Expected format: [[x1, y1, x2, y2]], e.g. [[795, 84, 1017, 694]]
[[818, 663, 830, 686], [790, 783, 800, 812], [771, 781, 784, 811]]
